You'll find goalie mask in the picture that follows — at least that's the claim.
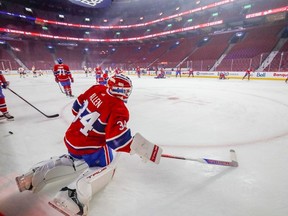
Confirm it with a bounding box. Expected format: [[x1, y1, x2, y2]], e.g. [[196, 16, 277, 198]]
[[107, 74, 132, 103]]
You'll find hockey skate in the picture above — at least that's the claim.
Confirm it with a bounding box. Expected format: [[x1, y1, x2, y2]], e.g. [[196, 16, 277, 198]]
[[1, 112, 14, 121], [15, 171, 34, 192], [49, 186, 88, 216], [65, 92, 74, 98]]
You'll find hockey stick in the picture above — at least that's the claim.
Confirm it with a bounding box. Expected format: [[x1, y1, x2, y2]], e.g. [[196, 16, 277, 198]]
[[57, 82, 65, 94], [161, 149, 238, 167], [7, 88, 59, 118], [49, 64, 65, 94], [52, 69, 65, 94]]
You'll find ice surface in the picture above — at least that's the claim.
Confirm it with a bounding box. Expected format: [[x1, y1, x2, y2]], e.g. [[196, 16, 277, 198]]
[[1, 73, 288, 216]]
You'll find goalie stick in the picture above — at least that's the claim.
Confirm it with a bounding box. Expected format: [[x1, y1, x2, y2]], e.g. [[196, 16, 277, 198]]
[[8, 88, 59, 118], [161, 149, 238, 167]]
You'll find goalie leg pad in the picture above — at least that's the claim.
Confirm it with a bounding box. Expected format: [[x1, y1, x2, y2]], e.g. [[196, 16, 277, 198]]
[[49, 154, 120, 216], [77, 153, 119, 201], [15, 154, 87, 193], [130, 133, 163, 164]]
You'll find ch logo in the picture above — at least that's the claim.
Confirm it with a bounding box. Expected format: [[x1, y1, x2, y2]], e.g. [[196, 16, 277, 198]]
[[117, 120, 127, 131]]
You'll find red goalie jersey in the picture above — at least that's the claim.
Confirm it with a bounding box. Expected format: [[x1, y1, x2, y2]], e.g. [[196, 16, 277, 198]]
[[64, 84, 133, 158]]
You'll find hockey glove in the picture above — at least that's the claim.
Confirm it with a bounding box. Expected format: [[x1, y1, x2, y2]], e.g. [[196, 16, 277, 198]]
[[70, 77, 74, 83], [1, 81, 9, 89], [55, 77, 59, 83]]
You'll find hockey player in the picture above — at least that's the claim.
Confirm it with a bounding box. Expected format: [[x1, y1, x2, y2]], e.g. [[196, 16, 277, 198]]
[[176, 67, 181, 78], [242, 68, 253, 80], [114, 67, 122, 75], [53, 58, 74, 97], [155, 67, 166, 79], [0, 71, 14, 120], [94, 65, 102, 84], [18, 67, 25, 78], [87, 67, 93, 76], [15, 74, 163, 216], [96, 72, 108, 86], [219, 71, 227, 80], [99, 70, 109, 86], [188, 67, 194, 77], [83, 66, 88, 77], [32, 65, 37, 78], [136, 66, 141, 78]]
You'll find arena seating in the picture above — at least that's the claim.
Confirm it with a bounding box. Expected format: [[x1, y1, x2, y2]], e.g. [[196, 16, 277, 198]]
[[0, 0, 287, 72], [265, 40, 288, 71], [216, 23, 285, 71], [0, 46, 19, 70]]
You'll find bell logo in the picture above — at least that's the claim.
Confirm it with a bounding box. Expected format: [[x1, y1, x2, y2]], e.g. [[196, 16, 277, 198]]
[[256, 72, 266, 77]]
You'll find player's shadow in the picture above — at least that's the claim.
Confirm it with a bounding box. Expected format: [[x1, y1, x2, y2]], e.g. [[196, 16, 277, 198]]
[[0, 174, 78, 216]]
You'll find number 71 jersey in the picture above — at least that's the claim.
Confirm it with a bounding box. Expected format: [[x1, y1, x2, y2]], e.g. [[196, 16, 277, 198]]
[[53, 64, 72, 82], [64, 85, 133, 156]]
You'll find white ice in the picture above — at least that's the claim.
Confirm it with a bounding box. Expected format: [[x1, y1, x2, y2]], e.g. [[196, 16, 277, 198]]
[[0, 73, 288, 216]]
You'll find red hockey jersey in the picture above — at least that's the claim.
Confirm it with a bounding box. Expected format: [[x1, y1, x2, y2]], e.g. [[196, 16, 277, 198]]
[[64, 85, 132, 156], [53, 64, 72, 82], [95, 66, 102, 75], [245, 69, 253, 74], [0, 73, 7, 85]]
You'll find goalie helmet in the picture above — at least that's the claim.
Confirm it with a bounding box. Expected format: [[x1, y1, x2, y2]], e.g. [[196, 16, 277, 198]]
[[57, 58, 63, 64], [107, 74, 132, 103]]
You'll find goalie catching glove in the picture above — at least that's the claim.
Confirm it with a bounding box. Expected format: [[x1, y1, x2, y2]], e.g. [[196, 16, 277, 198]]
[[130, 133, 163, 164]]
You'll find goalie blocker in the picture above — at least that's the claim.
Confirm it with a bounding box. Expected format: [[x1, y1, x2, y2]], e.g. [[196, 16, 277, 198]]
[[130, 133, 163, 164]]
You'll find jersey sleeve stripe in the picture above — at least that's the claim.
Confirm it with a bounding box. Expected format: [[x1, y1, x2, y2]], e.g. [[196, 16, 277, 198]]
[[98, 118, 107, 125], [72, 99, 82, 113], [114, 137, 133, 152], [64, 136, 102, 151], [103, 145, 111, 165], [106, 129, 132, 150], [106, 128, 130, 142], [92, 120, 106, 134]]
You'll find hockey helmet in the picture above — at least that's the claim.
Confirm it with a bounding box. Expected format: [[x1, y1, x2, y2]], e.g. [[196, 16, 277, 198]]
[[107, 74, 132, 103], [57, 58, 63, 64]]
